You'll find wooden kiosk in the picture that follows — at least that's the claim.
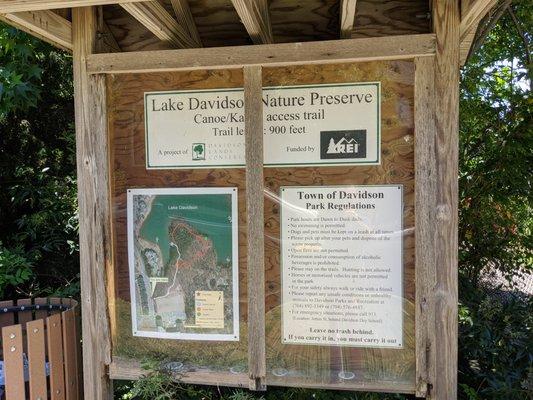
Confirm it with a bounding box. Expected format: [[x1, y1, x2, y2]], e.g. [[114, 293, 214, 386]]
[[0, 1, 496, 399]]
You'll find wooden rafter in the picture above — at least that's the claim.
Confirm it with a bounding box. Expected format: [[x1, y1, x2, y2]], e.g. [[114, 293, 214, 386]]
[[121, 1, 200, 48], [86, 34, 436, 74], [0, 9, 71, 51], [339, 0, 357, 39], [231, 0, 273, 44], [169, 0, 201, 47], [459, 0, 498, 64], [0, 0, 146, 13]]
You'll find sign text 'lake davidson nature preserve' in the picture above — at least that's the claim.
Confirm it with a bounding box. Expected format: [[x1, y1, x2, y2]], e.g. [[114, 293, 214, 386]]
[[144, 82, 381, 168]]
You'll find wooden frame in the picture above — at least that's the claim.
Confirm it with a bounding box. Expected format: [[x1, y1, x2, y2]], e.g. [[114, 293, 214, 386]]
[[78, 30, 456, 399], [0, 2, 464, 398]]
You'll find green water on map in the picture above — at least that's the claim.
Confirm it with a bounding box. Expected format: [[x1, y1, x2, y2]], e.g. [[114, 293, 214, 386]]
[[140, 194, 233, 266]]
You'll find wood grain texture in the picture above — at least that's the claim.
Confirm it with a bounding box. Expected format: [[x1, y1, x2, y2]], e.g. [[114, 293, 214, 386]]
[[47, 313, 66, 400], [62, 309, 80, 400], [27, 319, 48, 400], [244, 65, 267, 390], [0, 9, 72, 51], [106, 61, 416, 392], [169, 0, 202, 46], [414, 55, 436, 398], [262, 61, 416, 392], [120, 1, 200, 48], [460, 0, 497, 41], [72, 6, 113, 400], [231, 0, 273, 44], [107, 68, 249, 375], [431, 2, 460, 399], [87, 33, 436, 74], [351, 0, 429, 39], [0, 0, 146, 12], [2, 324, 25, 400], [339, 0, 357, 39]]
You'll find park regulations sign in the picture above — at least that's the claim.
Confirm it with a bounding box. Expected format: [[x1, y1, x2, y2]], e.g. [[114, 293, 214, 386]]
[[127, 187, 240, 341], [280, 185, 404, 348], [144, 82, 381, 169]]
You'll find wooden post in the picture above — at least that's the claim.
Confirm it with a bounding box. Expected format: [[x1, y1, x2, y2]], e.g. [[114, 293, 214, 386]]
[[430, 1, 460, 399], [414, 56, 437, 398], [244, 65, 267, 391], [72, 6, 113, 400]]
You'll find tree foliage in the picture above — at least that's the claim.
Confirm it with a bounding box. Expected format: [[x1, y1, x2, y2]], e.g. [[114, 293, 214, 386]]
[[0, 23, 78, 298]]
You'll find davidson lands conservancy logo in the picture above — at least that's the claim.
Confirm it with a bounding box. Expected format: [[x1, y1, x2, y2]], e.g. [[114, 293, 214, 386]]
[[320, 130, 367, 159], [192, 143, 206, 161]]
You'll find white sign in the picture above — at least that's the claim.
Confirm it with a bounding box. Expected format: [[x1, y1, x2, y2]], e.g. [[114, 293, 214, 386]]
[[280, 185, 403, 348], [144, 83, 380, 169], [127, 187, 239, 341]]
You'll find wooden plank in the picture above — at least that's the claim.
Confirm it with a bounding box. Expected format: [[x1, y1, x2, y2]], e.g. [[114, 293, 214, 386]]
[[169, 0, 201, 46], [34, 297, 49, 320], [2, 324, 26, 400], [16, 298, 33, 328], [87, 33, 436, 74], [339, 0, 357, 39], [47, 313, 66, 400], [414, 56, 437, 398], [231, 0, 273, 44], [0, 299, 15, 329], [120, 1, 199, 48], [0, 0, 146, 12], [27, 319, 48, 400], [460, 0, 497, 41], [72, 6, 113, 400], [62, 309, 79, 400], [49, 297, 62, 314], [0, 9, 72, 51], [244, 65, 266, 391], [430, 2, 460, 400]]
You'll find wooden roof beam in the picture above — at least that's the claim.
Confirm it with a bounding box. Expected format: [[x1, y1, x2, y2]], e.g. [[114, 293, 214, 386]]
[[169, 0, 201, 47], [339, 0, 357, 39], [459, 0, 498, 64], [231, 0, 273, 44], [120, 1, 200, 48], [0, 0, 146, 13], [460, 0, 498, 40], [0, 9, 72, 51]]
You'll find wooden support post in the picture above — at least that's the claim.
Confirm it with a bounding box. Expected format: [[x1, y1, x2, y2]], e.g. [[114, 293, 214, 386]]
[[430, 1, 460, 399], [414, 56, 437, 398], [72, 6, 113, 400], [244, 65, 266, 391]]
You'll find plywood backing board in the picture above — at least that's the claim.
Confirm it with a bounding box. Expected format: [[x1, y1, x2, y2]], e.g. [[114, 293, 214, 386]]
[[107, 68, 249, 372], [106, 60, 415, 392], [261, 61, 415, 391]]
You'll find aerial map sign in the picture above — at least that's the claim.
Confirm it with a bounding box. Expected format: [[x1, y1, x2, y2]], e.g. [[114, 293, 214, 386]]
[[144, 82, 380, 169], [127, 187, 239, 341]]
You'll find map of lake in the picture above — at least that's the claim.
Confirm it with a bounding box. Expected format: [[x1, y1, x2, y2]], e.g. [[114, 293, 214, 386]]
[[140, 194, 233, 266]]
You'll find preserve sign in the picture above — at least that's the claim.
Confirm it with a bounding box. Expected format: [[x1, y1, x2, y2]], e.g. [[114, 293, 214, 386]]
[[280, 185, 403, 348], [144, 82, 380, 169]]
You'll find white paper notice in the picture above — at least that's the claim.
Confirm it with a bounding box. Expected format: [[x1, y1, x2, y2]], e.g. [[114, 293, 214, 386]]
[[144, 82, 380, 169], [280, 185, 403, 348]]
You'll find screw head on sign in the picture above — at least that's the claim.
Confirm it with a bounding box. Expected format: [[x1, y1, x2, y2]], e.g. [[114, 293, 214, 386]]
[[20, 306, 24, 311], [56, 389, 61, 394], [53, 323, 57, 327], [33, 328, 39, 333], [10, 346, 16, 352], [9, 333, 15, 339]]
